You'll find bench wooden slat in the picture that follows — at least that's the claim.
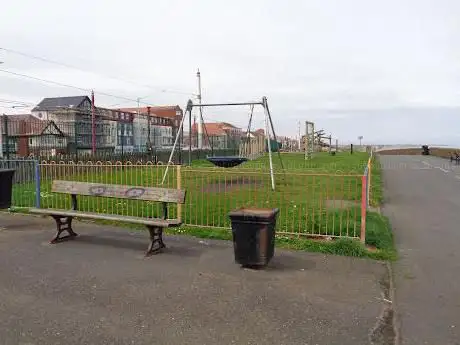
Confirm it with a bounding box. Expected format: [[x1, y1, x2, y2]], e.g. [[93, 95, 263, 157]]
[[29, 208, 182, 227], [51, 180, 186, 203]]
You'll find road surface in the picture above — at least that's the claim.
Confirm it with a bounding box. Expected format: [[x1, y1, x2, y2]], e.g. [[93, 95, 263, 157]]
[[381, 155, 460, 345]]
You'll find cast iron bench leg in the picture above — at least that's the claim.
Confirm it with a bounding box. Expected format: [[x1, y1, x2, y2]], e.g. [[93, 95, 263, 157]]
[[145, 226, 166, 256], [50, 216, 78, 244]]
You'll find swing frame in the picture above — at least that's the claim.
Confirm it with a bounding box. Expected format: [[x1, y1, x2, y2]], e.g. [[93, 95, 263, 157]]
[[161, 97, 284, 191]]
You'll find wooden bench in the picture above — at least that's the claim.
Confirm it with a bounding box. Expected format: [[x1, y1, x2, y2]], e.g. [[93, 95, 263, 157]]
[[29, 180, 186, 256]]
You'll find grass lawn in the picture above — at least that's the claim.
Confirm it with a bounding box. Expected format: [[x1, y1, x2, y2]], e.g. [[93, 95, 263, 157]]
[[192, 150, 370, 172], [9, 151, 395, 260]]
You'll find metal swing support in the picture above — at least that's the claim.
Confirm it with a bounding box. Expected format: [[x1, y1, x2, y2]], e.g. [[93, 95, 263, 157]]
[[161, 97, 284, 191], [305, 121, 315, 160]]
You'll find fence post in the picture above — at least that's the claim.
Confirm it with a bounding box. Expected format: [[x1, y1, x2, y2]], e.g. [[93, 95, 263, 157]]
[[35, 160, 41, 208], [176, 165, 182, 222], [360, 171, 368, 243], [3, 115, 10, 161], [367, 160, 371, 207]]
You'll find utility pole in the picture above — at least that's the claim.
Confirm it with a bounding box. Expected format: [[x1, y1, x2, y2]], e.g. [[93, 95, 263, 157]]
[[1, 114, 6, 159], [196, 69, 203, 149], [147, 106, 151, 153], [91, 90, 96, 155], [188, 101, 192, 166], [298, 121, 301, 151]]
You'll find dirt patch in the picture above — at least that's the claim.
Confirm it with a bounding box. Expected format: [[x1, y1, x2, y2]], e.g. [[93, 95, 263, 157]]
[[301, 234, 335, 242], [326, 199, 380, 212], [366, 245, 378, 252], [326, 199, 359, 210], [202, 177, 264, 193]]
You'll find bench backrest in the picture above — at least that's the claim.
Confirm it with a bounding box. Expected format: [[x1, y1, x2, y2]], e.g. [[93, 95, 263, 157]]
[[51, 180, 186, 204]]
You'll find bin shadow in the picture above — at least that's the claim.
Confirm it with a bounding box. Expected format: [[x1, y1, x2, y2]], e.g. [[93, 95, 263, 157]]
[[241, 253, 317, 272]]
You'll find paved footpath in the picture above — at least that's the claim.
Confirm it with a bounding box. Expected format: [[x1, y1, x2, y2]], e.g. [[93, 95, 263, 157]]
[[0, 213, 387, 345], [380, 155, 460, 345]]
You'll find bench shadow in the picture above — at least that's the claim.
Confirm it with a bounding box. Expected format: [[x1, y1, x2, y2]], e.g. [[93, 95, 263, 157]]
[[1, 222, 49, 231], [73, 234, 204, 258]]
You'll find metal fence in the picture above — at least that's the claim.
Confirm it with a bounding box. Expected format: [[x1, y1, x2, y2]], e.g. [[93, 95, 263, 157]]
[[181, 167, 364, 239], [0, 159, 38, 208], [3, 160, 368, 241]]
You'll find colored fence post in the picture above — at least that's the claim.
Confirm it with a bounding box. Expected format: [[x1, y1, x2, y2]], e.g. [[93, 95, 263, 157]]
[[360, 170, 368, 244], [35, 160, 41, 208], [176, 165, 182, 222], [366, 161, 371, 207]]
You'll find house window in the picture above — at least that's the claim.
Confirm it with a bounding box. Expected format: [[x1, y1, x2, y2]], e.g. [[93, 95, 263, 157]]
[[29, 138, 33, 145]]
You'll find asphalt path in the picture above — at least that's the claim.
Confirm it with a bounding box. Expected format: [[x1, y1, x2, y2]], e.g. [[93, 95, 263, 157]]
[[0, 213, 387, 345], [380, 155, 460, 345]]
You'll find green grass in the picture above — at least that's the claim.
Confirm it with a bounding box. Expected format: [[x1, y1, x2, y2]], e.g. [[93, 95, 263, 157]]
[[193, 151, 369, 172], [165, 210, 396, 261], [9, 151, 396, 259], [369, 155, 383, 206], [13, 152, 370, 238]]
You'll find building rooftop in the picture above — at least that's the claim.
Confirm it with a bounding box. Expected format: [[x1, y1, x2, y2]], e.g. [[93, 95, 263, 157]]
[[32, 96, 91, 112], [191, 122, 242, 136], [118, 106, 182, 119]]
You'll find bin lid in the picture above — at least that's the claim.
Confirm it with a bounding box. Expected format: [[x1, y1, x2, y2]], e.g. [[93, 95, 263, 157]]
[[228, 207, 279, 219]]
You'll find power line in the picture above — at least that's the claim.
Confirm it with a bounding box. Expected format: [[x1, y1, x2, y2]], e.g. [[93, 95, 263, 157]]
[[0, 97, 173, 120], [0, 47, 196, 97], [0, 98, 35, 105], [0, 68, 164, 107]]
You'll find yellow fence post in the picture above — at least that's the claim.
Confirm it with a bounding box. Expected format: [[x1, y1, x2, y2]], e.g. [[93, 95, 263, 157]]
[[176, 165, 182, 222], [360, 174, 367, 243], [367, 159, 372, 205]]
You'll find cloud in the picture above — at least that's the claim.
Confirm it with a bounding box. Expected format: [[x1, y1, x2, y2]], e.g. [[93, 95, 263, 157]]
[[0, 0, 459, 145]]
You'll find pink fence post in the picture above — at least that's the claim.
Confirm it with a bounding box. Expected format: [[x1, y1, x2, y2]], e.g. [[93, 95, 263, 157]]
[[360, 173, 368, 243]]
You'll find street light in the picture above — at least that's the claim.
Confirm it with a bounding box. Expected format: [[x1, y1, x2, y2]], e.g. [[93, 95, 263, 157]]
[[358, 136, 363, 147]]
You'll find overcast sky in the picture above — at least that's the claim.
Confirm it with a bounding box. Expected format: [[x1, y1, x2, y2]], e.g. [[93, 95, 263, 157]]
[[1, 0, 459, 145]]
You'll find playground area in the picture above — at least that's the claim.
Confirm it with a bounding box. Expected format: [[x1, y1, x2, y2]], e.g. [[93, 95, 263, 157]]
[[8, 151, 377, 241]]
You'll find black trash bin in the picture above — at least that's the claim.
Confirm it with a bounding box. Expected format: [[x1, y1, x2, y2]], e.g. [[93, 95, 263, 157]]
[[0, 169, 15, 209], [422, 145, 430, 155], [228, 208, 279, 267]]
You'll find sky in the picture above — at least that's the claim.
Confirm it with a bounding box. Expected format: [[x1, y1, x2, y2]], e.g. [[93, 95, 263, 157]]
[[0, 0, 459, 145]]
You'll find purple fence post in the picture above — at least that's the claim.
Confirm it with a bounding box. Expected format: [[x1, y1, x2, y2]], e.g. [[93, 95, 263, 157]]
[[35, 160, 40, 208]]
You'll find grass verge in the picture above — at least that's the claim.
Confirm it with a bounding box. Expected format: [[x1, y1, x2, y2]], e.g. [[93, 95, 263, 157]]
[[167, 210, 396, 261], [6, 206, 395, 260]]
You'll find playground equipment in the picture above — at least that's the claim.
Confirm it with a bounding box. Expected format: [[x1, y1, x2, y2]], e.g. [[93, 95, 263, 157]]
[[304, 121, 315, 160], [206, 156, 248, 168], [239, 135, 265, 160], [161, 97, 285, 191]]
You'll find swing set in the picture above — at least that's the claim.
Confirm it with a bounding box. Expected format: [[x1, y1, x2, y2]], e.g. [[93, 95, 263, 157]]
[[161, 97, 285, 191]]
